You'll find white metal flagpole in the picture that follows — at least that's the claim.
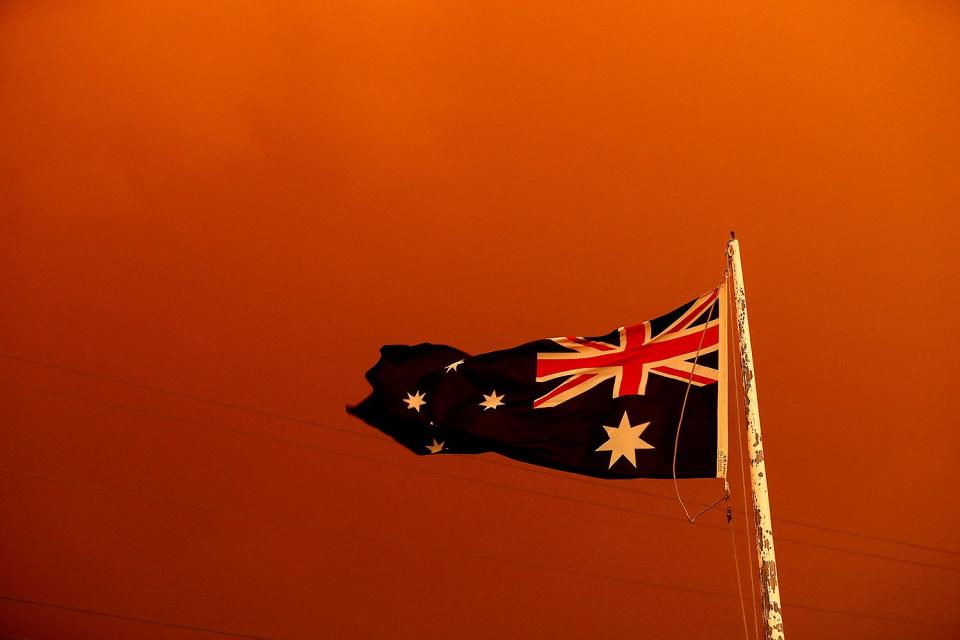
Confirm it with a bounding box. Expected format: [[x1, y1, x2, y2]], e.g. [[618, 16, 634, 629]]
[[727, 232, 784, 640]]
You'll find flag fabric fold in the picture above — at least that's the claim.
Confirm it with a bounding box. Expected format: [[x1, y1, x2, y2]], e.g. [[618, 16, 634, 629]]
[[348, 285, 728, 479]]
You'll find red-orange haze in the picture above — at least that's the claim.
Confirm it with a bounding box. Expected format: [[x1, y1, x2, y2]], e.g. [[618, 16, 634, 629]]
[[1, 2, 958, 639]]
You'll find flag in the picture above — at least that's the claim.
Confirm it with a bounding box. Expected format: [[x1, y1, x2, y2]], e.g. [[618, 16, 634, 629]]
[[348, 285, 728, 479]]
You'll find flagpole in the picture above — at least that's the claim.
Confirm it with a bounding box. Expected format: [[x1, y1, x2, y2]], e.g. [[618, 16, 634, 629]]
[[727, 232, 784, 640]]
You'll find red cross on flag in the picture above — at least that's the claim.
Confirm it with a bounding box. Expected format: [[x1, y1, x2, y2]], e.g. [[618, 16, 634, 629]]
[[533, 289, 722, 409]]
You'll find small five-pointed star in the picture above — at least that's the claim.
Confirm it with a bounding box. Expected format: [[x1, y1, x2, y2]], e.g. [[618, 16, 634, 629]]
[[479, 390, 505, 411], [444, 359, 465, 373], [425, 439, 445, 454], [403, 390, 427, 412], [596, 411, 654, 468]]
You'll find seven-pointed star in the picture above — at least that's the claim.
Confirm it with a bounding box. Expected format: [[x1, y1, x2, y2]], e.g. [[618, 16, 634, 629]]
[[595, 411, 654, 468], [445, 359, 465, 373], [479, 390, 505, 410], [425, 439, 445, 454], [403, 390, 427, 412]]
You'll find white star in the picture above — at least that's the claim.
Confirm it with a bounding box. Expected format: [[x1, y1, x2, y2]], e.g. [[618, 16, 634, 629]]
[[595, 411, 654, 468], [403, 390, 427, 412], [445, 359, 465, 373], [425, 439, 445, 454], [479, 390, 505, 411]]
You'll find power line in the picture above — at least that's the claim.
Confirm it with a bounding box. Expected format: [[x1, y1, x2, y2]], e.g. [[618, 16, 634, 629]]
[[442, 450, 960, 559], [2, 351, 956, 558], [0, 594, 270, 639], [2, 468, 958, 634], [0, 352, 764, 523], [2, 379, 958, 575], [0, 352, 383, 440], [0, 380, 733, 529], [0, 352, 960, 556]]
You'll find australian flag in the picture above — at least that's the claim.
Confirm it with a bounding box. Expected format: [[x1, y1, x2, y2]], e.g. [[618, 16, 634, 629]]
[[348, 285, 729, 479]]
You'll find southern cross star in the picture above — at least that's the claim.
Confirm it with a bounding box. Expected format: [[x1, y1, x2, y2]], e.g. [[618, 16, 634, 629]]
[[425, 439, 445, 454], [445, 359, 465, 373], [403, 390, 427, 412], [596, 411, 654, 468], [479, 390, 505, 411]]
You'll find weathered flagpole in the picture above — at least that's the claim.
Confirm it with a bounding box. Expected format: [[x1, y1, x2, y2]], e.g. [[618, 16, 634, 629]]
[[727, 232, 784, 640]]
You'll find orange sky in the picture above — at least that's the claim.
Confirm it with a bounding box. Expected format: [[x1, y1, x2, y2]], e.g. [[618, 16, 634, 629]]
[[2, 2, 959, 638]]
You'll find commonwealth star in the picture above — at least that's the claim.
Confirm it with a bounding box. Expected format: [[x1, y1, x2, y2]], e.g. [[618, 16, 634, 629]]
[[595, 411, 653, 468]]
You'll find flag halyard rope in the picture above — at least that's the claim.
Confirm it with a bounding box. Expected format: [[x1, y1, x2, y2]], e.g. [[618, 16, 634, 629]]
[[670, 266, 727, 523], [728, 500, 753, 640], [668, 261, 753, 640]]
